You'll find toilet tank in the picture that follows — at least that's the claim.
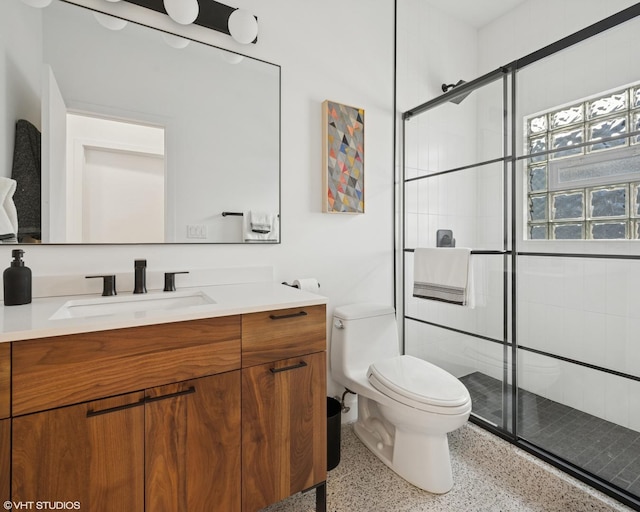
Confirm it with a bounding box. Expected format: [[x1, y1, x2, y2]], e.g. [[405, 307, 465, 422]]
[[331, 303, 400, 384]]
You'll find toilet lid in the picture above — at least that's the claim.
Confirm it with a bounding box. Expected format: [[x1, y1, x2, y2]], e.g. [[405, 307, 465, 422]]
[[368, 355, 470, 409]]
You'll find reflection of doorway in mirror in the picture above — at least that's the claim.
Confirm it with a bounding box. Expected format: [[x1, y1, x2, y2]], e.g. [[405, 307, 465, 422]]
[[66, 114, 165, 243]]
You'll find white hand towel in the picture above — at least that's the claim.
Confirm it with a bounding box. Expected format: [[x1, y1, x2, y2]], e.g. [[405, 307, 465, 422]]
[[243, 211, 279, 242], [413, 248, 472, 306], [249, 211, 273, 233], [0, 178, 18, 240]]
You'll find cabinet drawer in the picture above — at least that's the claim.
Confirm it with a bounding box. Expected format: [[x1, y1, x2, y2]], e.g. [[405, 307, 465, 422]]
[[0, 344, 9, 419], [12, 317, 241, 415], [241, 305, 326, 367]]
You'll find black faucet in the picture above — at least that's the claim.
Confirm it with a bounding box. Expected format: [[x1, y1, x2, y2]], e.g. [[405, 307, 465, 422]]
[[134, 259, 147, 294]]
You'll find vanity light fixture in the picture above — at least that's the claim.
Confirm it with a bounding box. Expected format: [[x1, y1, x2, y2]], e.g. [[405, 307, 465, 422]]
[[19, 0, 52, 7], [123, 0, 258, 44], [228, 8, 258, 44], [163, 0, 199, 25]]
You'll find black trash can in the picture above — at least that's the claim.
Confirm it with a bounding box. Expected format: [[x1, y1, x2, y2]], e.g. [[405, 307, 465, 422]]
[[326, 397, 341, 471]]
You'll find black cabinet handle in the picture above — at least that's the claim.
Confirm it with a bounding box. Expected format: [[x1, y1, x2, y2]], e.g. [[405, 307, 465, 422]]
[[270, 361, 308, 374], [269, 311, 308, 320], [87, 398, 145, 417], [86, 387, 195, 417], [144, 386, 196, 403]]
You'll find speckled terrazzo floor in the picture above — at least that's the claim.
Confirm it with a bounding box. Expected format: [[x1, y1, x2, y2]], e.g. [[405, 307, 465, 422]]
[[260, 422, 634, 512]]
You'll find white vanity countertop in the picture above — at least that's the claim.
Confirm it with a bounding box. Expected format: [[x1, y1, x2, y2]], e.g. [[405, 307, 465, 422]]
[[0, 282, 327, 343]]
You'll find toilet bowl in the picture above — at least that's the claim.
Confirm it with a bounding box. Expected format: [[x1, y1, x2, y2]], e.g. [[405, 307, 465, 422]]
[[330, 303, 471, 494]]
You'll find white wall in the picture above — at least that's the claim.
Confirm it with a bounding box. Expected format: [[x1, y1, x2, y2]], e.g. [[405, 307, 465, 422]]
[[477, 0, 639, 76], [1, 0, 395, 398]]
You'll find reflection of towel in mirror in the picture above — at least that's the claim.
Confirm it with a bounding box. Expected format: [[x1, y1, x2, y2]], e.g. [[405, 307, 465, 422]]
[[243, 211, 279, 242], [11, 119, 41, 238], [0, 177, 18, 243]]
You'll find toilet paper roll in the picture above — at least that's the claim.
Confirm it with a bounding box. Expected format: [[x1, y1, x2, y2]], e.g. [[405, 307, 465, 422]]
[[292, 278, 320, 293]]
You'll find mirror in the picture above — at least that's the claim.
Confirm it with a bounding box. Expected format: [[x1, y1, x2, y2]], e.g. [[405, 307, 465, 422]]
[[2, 0, 280, 244]]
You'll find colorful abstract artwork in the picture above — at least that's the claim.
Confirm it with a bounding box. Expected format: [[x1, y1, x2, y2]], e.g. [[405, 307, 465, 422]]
[[322, 100, 364, 213]]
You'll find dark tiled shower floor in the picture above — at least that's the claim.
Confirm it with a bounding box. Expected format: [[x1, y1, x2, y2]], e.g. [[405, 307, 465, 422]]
[[460, 372, 640, 497]]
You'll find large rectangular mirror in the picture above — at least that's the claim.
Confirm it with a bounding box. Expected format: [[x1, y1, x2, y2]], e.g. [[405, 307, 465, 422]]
[[1, 0, 280, 244]]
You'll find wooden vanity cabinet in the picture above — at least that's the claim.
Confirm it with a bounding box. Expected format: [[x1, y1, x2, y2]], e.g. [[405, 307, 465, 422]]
[[10, 317, 242, 512], [1, 343, 9, 504], [241, 305, 327, 512], [12, 372, 241, 511], [7, 303, 327, 512]]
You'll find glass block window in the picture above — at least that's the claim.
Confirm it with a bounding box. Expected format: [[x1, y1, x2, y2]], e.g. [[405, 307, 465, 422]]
[[529, 165, 547, 192], [551, 190, 584, 221], [525, 83, 640, 240], [589, 185, 627, 218]]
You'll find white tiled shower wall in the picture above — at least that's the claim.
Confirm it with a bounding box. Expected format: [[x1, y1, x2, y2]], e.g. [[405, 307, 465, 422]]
[[518, 257, 640, 432], [399, 0, 640, 432]]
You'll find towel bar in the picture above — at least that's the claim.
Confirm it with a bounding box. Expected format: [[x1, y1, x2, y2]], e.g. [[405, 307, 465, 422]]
[[405, 248, 508, 255], [281, 281, 321, 289], [222, 211, 280, 218]]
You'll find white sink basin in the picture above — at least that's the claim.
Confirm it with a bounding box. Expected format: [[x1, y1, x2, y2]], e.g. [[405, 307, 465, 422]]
[[50, 290, 216, 320]]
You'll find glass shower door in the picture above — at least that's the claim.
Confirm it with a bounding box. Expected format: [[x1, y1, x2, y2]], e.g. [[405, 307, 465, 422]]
[[402, 74, 516, 433], [515, 14, 640, 499]]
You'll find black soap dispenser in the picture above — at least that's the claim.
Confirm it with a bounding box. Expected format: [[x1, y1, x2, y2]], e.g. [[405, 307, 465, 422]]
[[3, 249, 32, 306]]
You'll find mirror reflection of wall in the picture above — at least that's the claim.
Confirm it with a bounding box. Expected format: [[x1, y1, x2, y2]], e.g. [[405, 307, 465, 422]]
[[2, 0, 281, 244]]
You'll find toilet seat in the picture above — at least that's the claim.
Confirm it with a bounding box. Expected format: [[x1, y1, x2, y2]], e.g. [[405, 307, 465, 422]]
[[368, 355, 470, 414]]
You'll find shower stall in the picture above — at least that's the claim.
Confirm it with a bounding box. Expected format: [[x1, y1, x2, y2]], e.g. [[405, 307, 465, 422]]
[[399, 5, 640, 509]]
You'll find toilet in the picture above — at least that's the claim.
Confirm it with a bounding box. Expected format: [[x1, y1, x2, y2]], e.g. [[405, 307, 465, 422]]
[[330, 303, 471, 494]]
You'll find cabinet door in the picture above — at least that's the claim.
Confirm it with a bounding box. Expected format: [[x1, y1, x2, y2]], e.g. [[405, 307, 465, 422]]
[[0, 343, 9, 419], [242, 351, 326, 512], [145, 371, 241, 512], [0, 419, 9, 504], [12, 392, 145, 511]]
